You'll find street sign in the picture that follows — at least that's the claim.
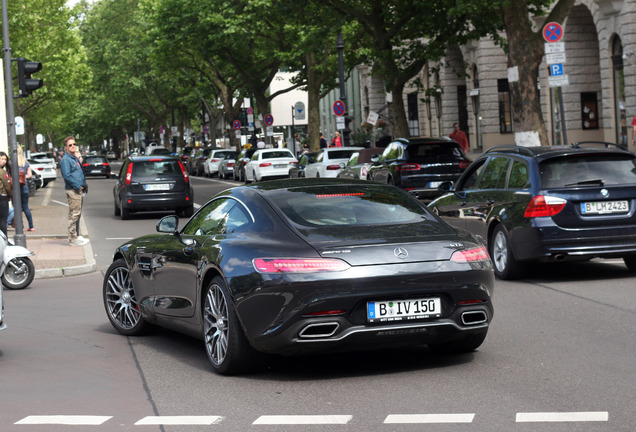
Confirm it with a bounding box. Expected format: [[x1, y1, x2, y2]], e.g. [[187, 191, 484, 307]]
[[233, 120, 241, 130], [264, 114, 274, 126], [333, 100, 345, 117], [367, 111, 379, 126], [36, 134, 44, 144], [545, 42, 564, 54], [336, 117, 345, 129], [550, 63, 564, 76], [246, 106, 253, 115], [546, 52, 566, 65], [15, 116, 24, 135], [294, 101, 305, 120], [543, 22, 563, 43], [549, 75, 569, 88]]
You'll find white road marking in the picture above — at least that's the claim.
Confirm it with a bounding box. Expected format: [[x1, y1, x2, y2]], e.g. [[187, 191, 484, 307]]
[[135, 416, 223, 425], [384, 413, 475, 423], [15, 415, 112, 425], [516, 411, 609, 422], [253, 415, 352, 425], [51, 199, 69, 207]]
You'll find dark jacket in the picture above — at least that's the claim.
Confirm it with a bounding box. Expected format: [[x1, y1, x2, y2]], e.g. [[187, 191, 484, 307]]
[[60, 152, 87, 191]]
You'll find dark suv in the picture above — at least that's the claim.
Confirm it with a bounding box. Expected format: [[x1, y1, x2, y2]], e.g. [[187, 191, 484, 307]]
[[368, 137, 471, 199], [114, 156, 194, 220], [428, 143, 636, 279]]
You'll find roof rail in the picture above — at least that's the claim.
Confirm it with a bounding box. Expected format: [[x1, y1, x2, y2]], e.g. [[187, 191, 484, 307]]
[[570, 141, 628, 151], [484, 145, 535, 156]]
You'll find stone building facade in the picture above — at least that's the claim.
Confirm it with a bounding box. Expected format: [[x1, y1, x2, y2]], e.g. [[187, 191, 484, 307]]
[[351, 0, 636, 154]]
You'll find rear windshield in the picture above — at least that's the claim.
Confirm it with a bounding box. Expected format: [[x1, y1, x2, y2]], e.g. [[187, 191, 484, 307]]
[[85, 156, 107, 164], [132, 160, 181, 176], [539, 154, 636, 188], [406, 143, 464, 161], [262, 151, 294, 159], [327, 150, 357, 159], [265, 184, 452, 241], [151, 148, 172, 155], [214, 151, 235, 159]]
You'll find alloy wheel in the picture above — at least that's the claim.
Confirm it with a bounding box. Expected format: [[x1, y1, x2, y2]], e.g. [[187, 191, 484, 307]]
[[203, 283, 229, 366], [105, 265, 141, 330], [491, 230, 508, 273]]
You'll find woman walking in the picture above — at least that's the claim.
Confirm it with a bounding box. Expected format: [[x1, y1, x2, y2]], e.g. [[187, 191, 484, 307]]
[[8, 147, 34, 231], [0, 151, 12, 236]]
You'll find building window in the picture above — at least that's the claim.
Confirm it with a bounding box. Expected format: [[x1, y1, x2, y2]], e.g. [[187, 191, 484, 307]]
[[498, 79, 513, 134], [407, 93, 420, 136]]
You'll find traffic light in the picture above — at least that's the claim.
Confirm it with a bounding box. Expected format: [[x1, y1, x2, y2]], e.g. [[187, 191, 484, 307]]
[[16, 57, 43, 97]]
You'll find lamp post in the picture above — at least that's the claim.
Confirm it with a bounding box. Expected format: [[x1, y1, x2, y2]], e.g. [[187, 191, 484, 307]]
[[337, 32, 351, 146]]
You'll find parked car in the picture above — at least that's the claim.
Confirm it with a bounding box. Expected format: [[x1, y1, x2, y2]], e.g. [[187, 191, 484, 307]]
[[113, 155, 193, 220], [27, 170, 42, 194], [188, 147, 215, 176], [288, 152, 317, 179], [233, 148, 256, 182], [102, 178, 494, 374], [82, 155, 111, 179], [28, 152, 56, 164], [218, 151, 238, 179], [428, 142, 636, 279], [106, 151, 117, 160], [368, 138, 471, 200], [244, 149, 297, 183], [27, 158, 57, 186], [304, 147, 363, 178], [337, 147, 384, 181], [204, 149, 236, 177]]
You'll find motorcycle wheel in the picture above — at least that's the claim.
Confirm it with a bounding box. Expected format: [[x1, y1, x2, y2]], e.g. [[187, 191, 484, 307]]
[[2, 257, 35, 290]]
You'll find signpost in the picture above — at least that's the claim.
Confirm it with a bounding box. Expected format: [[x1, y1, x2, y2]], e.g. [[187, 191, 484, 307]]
[[544, 21, 567, 146]]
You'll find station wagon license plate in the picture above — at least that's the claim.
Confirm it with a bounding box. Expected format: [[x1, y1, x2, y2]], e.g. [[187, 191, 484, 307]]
[[144, 183, 170, 191], [580, 200, 628, 215], [367, 298, 441, 323], [274, 164, 287, 169]]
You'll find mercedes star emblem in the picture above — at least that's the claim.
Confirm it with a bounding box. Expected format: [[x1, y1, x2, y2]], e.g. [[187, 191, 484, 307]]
[[394, 247, 408, 259]]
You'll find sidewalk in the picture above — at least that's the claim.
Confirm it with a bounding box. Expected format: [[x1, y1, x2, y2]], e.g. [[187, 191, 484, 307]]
[[8, 182, 96, 280]]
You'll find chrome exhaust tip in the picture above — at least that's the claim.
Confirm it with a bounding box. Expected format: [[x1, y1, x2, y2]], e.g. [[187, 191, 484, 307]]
[[298, 322, 340, 338], [461, 310, 487, 326]]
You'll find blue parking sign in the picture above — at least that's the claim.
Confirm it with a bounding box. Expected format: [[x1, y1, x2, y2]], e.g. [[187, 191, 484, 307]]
[[550, 64, 564, 76]]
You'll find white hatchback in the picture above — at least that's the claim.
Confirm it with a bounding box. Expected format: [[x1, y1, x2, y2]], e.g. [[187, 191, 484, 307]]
[[303, 147, 363, 178], [204, 149, 237, 177], [244, 149, 297, 183], [27, 158, 57, 186]]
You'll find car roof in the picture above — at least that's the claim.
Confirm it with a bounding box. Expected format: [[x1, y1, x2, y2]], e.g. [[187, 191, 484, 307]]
[[126, 155, 179, 162], [483, 142, 634, 161]]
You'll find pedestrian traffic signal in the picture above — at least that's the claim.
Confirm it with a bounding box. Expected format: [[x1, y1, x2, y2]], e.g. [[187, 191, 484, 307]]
[[16, 57, 43, 97]]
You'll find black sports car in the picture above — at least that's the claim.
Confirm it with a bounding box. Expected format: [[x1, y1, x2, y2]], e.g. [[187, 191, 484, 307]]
[[103, 178, 494, 374]]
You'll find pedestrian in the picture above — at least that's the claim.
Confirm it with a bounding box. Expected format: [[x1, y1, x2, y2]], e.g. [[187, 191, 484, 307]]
[[331, 131, 342, 147], [60, 136, 88, 246], [256, 137, 265, 149], [0, 151, 12, 236], [449, 122, 469, 153], [320, 133, 328, 149], [8, 147, 35, 232]]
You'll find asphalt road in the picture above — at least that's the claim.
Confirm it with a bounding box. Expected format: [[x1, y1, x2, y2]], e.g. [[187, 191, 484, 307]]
[[1, 169, 635, 431]]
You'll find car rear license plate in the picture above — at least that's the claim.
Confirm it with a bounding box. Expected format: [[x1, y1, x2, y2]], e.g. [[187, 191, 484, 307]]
[[274, 164, 287, 168], [580, 200, 628, 215], [367, 298, 441, 323], [428, 181, 443, 188], [144, 183, 170, 191], [91, 170, 101, 173]]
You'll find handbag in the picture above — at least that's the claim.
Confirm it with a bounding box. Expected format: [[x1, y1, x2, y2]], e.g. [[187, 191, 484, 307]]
[[19, 170, 26, 185]]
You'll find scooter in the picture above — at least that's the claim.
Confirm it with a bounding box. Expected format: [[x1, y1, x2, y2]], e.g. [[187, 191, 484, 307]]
[[2, 241, 34, 290]]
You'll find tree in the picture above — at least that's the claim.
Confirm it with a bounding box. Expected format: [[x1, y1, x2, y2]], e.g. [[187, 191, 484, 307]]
[[499, 0, 575, 146]]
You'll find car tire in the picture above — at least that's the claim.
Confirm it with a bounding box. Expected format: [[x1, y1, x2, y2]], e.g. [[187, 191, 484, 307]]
[[203, 276, 263, 374], [489, 225, 524, 280], [121, 206, 131, 220], [103, 259, 149, 336], [2, 257, 35, 290], [114, 200, 121, 216], [219, 170, 225, 179], [624, 256, 636, 272], [428, 329, 488, 354]]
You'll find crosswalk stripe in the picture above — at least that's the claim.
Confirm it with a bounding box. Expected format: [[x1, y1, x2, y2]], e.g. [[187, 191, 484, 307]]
[[384, 413, 475, 424], [253, 415, 352, 425], [516, 412, 609, 422], [15, 415, 112, 425], [135, 416, 223, 425]]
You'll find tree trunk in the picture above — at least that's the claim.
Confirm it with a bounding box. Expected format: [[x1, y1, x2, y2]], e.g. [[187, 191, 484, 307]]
[[389, 81, 410, 138], [306, 52, 322, 152]]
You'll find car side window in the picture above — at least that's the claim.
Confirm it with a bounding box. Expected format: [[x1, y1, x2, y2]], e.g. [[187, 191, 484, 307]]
[[182, 198, 237, 236], [315, 151, 324, 163], [478, 157, 510, 189], [458, 159, 487, 190], [225, 204, 252, 233], [508, 160, 531, 189], [119, 160, 129, 182], [379, 144, 395, 162]]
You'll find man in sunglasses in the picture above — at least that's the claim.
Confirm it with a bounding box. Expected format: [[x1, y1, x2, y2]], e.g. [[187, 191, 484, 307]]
[[60, 136, 88, 246]]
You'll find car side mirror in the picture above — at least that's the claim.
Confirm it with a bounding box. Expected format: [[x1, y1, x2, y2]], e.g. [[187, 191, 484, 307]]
[[157, 215, 179, 234], [370, 154, 380, 163]]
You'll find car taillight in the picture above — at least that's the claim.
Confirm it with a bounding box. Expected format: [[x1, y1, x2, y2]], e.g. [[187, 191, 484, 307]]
[[396, 163, 420, 171], [102, 163, 109, 166], [227, 162, 234, 167], [125, 162, 133, 185], [290, 161, 297, 165], [259, 162, 272, 167], [451, 246, 490, 263], [326, 164, 340, 170], [253, 258, 350, 273], [82, 163, 89, 167], [524, 195, 566, 218], [211, 158, 220, 162], [459, 161, 471, 169], [178, 160, 189, 183]]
